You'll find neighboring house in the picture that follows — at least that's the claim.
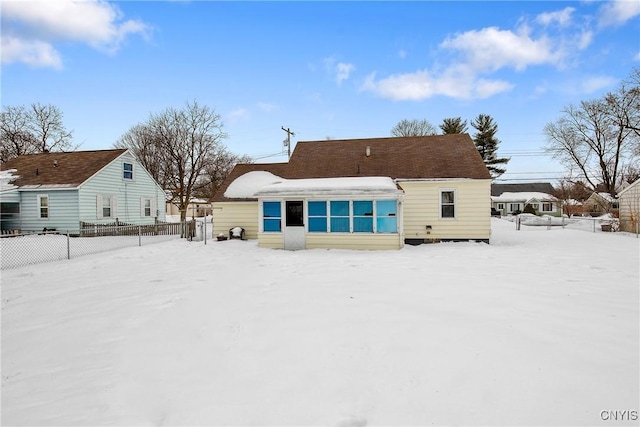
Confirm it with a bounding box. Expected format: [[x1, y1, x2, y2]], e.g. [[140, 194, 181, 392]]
[[491, 183, 562, 217], [582, 192, 619, 217], [212, 134, 492, 250], [0, 149, 166, 234], [166, 198, 212, 218], [617, 178, 640, 233]]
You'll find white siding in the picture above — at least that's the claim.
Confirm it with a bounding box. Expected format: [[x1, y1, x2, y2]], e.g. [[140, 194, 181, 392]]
[[79, 152, 166, 226], [16, 189, 80, 233], [619, 181, 640, 233]]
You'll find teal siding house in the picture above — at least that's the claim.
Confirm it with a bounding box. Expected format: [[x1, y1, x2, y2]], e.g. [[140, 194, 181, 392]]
[[0, 149, 166, 234]]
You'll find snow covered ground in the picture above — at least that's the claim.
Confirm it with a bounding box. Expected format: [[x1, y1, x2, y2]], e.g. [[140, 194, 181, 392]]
[[1, 218, 638, 426]]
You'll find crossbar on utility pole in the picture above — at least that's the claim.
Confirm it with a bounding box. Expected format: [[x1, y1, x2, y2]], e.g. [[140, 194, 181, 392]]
[[281, 126, 295, 159]]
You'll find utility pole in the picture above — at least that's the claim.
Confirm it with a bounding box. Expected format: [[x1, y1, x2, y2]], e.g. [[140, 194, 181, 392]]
[[281, 126, 295, 160]]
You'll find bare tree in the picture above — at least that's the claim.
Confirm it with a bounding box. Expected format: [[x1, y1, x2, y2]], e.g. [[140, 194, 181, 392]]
[[1, 103, 75, 163], [391, 119, 438, 137], [545, 69, 639, 195], [1, 105, 39, 162], [29, 103, 74, 152], [116, 100, 229, 222], [197, 150, 252, 200]]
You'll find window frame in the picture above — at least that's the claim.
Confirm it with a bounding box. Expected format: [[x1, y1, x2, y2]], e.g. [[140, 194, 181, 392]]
[[262, 201, 282, 232], [497, 203, 505, 210], [123, 162, 134, 181], [141, 197, 154, 217], [440, 189, 456, 219], [541, 202, 553, 212], [37, 194, 49, 219]]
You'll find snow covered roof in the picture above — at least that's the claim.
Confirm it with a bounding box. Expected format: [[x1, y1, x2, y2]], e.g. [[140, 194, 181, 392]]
[[0, 169, 19, 192], [225, 171, 401, 199], [492, 192, 558, 203]]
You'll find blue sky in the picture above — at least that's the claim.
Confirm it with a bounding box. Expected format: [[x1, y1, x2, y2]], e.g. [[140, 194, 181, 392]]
[[2, 1, 639, 183]]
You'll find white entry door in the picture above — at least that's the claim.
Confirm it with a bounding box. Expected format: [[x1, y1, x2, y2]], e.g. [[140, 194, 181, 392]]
[[284, 200, 305, 250]]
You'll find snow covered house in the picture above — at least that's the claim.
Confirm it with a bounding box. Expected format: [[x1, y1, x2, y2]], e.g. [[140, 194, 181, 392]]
[[491, 183, 561, 217], [0, 149, 166, 234], [212, 135, 492, 250], [617, 178, 640, 233]]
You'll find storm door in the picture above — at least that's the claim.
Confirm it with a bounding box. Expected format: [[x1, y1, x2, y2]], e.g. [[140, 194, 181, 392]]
[[284, 200, 305, 250]]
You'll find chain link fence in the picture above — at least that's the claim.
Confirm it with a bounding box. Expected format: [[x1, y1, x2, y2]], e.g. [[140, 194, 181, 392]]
[[1, 223, 187, 270]]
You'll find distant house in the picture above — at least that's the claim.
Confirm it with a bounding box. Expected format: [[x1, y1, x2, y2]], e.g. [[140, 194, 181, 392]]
[[212, 134, 492, 250], [166, 198, 212, 219], [0, 149, 166, 234], [617, 178, 640, 233], [491, 183, 562, 217], [582, 192, 619, 217]]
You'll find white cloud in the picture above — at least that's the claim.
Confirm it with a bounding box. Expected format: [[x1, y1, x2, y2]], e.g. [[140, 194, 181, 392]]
[[440, 26, 563, 72], [1, 0, 150, 68], [579, 75, 618, 93], [323, 57, 355, 85], [536, 7, 576, 27], [635, 51, 640, 61], [1, 35, 62, 69], [335, 62, 355, 85], [361, 67, 514, 101], [598, 0, 640, 27], [257, 102, 277, 112], [226, 108, 249, 124]]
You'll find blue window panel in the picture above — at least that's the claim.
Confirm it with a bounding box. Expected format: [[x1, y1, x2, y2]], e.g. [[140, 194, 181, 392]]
[[263, 201, 281, 218], [377, 217, 397, 233], [330, 201, 349, 216], [308, 217, 327, 232], [353, 201, 373, 216], [264, 218, 281, 232], [353, 217, 373, 232], [330, 217, 349, 232], [376, 200, 397, 217], [308, 201, 327, 216]]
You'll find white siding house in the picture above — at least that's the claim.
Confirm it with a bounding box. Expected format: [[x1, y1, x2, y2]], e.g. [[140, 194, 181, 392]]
[[0, 149, 166, 234]]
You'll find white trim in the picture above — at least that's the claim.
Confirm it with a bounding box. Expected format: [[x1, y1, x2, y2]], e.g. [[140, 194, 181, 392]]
[[439, 188, 456, 219], [37, 194, 49, 219]]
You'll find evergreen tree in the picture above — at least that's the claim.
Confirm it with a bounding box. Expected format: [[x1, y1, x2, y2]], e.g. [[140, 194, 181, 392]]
[[440, 117, 468, 134], [471, 114, 510, 178]]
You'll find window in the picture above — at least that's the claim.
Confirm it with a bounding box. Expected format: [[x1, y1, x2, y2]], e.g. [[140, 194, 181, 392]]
[[497, 203, 505, 210], [263, 201, 281, 232], [509, 203, 520, 212], [123, 162, 134, 180], [353, 201, 373, 232], [308, 201, 327, 232], [97, 195, 116, 219], [376, 200, 397, 233], [542, 202, 553, 212], [141, 198, 153, 217], [441, 190, 455, 218], [531, 203, 539, 210], [330, 201, 350, 232], [37, 195, 49, 219]]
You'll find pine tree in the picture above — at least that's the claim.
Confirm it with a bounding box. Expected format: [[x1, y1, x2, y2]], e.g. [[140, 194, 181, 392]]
[[471, 114, 510, 178], [440, 117, 468, 134]]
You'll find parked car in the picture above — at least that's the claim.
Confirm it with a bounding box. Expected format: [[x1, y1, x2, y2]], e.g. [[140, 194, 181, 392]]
[[491, 208, 502, 217]]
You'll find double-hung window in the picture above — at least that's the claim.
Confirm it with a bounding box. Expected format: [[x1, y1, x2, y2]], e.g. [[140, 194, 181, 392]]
[[123, 162, 134, 180], [141, 197, 154, 217], [38, 194, 49, 219], [97, 195, 116, 219], [441, 190, 455, 219], [263, 201, 282, 232], [542, 202, 553, 212]]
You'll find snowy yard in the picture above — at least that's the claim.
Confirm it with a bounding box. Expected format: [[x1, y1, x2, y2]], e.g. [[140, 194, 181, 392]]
[[1, 218, 638, 426]]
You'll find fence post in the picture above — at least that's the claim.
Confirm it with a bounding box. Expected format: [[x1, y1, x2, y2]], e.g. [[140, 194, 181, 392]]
[[204, 218, 207, 245], [547, 216, 551, 230], [138, 226, 142, 246], [67, 231, 71, 260]]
